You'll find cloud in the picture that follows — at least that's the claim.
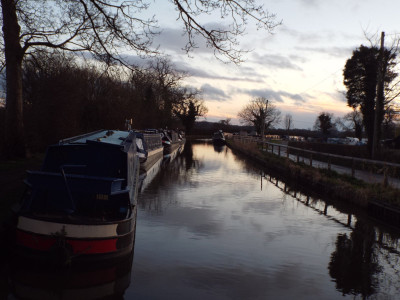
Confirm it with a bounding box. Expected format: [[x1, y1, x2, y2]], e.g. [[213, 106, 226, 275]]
[[295, 46, 354, 58], [278, 26, 327, 43], [235, 88, 306, 103], [251, 53, 303, 70], [171, 60, 265, 83], [201, 83, 230, 101], [298, 0, 320, 7]]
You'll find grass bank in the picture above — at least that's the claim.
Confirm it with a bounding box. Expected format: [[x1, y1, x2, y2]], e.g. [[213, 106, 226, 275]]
[[227, 138, 400, 210]]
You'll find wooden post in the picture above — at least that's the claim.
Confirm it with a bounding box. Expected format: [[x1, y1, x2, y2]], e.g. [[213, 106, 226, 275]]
[[278, 145, 281, 157], [328, 155, 331, 171], [347, 214, 352, 227], [286, 146, 289, 158], [297, 153, 299, 163], [310, 153, 313, 167], [383, 165, 388, 187], [324, 203, 328, 215], [351, 159, 355, 177]]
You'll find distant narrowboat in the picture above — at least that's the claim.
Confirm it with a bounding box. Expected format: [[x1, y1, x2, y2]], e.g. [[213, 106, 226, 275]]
[[212, 130, 226, 145]]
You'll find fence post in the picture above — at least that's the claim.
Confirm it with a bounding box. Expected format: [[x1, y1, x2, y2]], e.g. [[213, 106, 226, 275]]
[[310, 153, 313, 167], [278, 145, 281, 157], [328, 155, 331, 171], [297, 153, 299, 163], [286, 146, 289, 158], [383, 164, 388, 187], [351, 159, 355, 177]]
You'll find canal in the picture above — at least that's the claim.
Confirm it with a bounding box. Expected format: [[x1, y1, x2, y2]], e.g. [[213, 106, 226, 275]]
[[3, 141, 400, 299]]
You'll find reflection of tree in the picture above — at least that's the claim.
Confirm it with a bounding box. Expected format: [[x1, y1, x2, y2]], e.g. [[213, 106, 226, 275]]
[[329, 220, 381, 298], [183, 141, 195, 170]]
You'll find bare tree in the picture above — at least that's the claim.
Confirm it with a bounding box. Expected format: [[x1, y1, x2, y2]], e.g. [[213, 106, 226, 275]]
[[1, 0, 280, 157], [340, 109, 363, 140], [149, 57, 188, 126], [284, 113, 293, 132], [237, 97, 281, 135], [219, 118, 232, 126]]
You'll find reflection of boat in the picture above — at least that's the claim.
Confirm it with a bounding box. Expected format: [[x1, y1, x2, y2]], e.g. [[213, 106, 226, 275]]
[[9, 252, 133, 299], [162, 143, 184, 164], [134, 129, 164, 171], [212, 130, 226, 145], [138, 154, 164, 193], [213, 143, 225, 153], [161, 129, 185, 155], [13, 130, 140, 263]]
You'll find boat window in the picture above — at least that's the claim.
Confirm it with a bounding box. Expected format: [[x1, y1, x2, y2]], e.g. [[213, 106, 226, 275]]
[[136, 138, 144, 150], [25, 189, 130, 220]]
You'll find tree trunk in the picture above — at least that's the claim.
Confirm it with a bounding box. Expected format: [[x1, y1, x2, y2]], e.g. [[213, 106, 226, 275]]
[[372, 32, 385, 159], [1, 0, 26, 158]]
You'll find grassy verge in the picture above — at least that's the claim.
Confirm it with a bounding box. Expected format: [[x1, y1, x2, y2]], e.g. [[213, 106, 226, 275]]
[[227, 138, 400, 209]]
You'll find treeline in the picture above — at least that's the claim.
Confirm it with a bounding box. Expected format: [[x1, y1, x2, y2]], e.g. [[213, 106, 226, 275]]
[[0, 52, 206, 155]]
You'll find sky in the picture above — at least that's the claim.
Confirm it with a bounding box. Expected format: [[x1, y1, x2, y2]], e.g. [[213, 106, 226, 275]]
[[132, 0, 400, 129]]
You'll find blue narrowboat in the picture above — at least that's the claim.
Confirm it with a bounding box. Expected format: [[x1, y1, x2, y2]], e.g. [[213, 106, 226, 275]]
[[14, 130, 140, 262]]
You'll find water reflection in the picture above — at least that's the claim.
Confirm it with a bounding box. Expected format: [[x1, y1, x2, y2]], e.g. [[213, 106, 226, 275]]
[[6, 252, 134, 299], [133, 143, 400, 299], [329, 221, 379, 298], [213, 143, 225, 153], [261, 165, 400, 299], [4, 142, 400, 299], [137, 141, 203, 214]]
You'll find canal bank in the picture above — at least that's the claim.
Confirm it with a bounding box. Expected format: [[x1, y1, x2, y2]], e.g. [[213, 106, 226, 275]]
[[226, 138, 400, 227]]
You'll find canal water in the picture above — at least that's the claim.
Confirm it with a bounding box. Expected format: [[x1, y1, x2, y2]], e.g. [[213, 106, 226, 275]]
[[3, 141, 400, 299]]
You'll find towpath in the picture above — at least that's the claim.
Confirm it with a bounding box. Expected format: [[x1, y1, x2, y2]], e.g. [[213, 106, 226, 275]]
[[263, 142, 400, 189]]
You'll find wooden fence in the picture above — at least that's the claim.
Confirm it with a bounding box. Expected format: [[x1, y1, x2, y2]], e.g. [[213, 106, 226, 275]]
[[231, 135, 400, 186]]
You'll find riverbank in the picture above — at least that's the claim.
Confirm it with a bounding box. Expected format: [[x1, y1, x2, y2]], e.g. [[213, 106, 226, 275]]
[[227, 138, 400, 214]]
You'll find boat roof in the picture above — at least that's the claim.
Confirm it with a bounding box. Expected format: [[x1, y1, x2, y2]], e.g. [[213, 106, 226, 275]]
[[60, 130, 131, 146]]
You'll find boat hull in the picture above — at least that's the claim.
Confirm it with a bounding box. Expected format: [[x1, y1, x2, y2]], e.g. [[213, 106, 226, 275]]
[[15, 208, 137, 263], [140, 147, 164, 171]]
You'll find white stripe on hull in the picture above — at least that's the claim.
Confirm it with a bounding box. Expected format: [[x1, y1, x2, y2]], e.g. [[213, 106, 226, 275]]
[[17, 216, 120, 238], [147, 147, 163, 157]]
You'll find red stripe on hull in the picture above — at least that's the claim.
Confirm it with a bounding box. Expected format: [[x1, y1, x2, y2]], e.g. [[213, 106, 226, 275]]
[[68, 239, 117, 254], [16, 230, 55, 251], [16, 230, 118, 254]]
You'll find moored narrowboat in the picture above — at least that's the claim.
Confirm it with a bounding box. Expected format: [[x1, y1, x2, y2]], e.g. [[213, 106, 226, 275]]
[[161, 129, 185, 155], [212, 130, 226, 145], [134, 129, 164, 171], [13, 130, 140, 263]]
